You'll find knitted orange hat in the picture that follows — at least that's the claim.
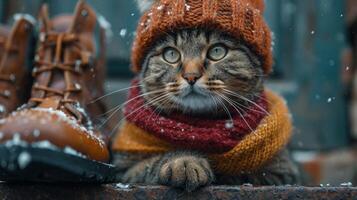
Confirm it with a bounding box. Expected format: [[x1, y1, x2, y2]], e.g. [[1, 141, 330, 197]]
[[131, 0, 273, 74]]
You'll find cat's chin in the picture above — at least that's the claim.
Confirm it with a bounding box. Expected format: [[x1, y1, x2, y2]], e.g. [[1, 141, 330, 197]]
[[179, 85, 209, 98], [171, 92, 221, 117]]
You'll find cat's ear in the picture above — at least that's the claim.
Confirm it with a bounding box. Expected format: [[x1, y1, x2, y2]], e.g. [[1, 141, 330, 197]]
[[135, 0, 157, 14]]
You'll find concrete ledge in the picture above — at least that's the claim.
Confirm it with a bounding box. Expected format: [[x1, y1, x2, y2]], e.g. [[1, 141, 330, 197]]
[[0, 184, 356, 200]]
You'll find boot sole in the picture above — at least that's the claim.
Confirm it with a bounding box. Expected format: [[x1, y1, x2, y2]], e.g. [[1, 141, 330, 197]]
[[0, 144, 120, 183]]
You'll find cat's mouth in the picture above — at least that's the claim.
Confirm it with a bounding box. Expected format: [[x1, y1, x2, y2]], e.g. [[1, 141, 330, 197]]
[[179, 85, 209, 98], [166, 84, 222, 115]]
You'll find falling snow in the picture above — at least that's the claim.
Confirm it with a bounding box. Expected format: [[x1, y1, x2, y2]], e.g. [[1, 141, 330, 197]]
[[119, 29, 127, 37], [185, 4, 191, 11], [327, 97, 335, 103], [225, 121, 234, 129]]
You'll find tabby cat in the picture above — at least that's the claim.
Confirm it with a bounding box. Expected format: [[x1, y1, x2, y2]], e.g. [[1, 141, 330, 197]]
[[112, 0, 300, 192]]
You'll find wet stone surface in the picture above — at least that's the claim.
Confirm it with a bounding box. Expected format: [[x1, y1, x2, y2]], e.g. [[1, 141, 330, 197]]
[[0, 184, 356, 200]]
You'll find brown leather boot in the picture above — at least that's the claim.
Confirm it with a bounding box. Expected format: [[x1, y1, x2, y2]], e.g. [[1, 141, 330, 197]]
[[0, 1, 118, 183], [0, 15, 34, 118]]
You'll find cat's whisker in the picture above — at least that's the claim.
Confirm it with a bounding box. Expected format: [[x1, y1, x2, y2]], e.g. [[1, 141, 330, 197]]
[[208, 93, 220, 113], [226, 91, 270, 115], [215, 92, 255, 134], [167, 85, 179, 88], [168, 90, 179, 93], [109, 92, 174, 136], [206, 80, 225, 85], [254, 75, 267, 77], [99, 88, 167, 128], [166, 82, 179, 86], [98, 87, 166, 116], [134, 94, 174, 119], [166, 86, 179, 89], [140, 74, 161, 84], [131, 96, 168, 123], [213, 92, 233, 124], [160, 90, 179, 115], [89, 84, 143, 105], [166, 98, 177, 114], [118, 92, 173, 124], [220, 91, 266, 114], [114, 93, 173, 133], [251, 72, 268, 77], [97, 103, 123, 117], [223, 89, 270, 115], [252, 92, 273, 105], [166, 82, 181, 93], [207, 86, 226, 90], [146, 94, 174, 123], [205, 81, 226, 92], [220, 94, 264, 138]]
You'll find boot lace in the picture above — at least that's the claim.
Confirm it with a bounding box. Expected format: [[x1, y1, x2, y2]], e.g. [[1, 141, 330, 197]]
[[30, 32, 93, 122]]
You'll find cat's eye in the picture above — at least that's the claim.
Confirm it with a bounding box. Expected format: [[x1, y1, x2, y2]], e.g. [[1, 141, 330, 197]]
[[207, 45, 227, 61], [163, 48, 181, 64]]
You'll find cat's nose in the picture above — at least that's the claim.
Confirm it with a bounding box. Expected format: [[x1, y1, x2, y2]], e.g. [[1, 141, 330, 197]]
[[182, 73, 202, 85]]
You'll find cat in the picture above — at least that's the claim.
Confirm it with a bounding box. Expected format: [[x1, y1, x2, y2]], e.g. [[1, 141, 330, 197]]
[[112, 0, 300, 192]]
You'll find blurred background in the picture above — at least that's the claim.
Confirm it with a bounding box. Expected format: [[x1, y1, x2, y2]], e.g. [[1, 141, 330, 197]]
[[0, 0, 356, 186]]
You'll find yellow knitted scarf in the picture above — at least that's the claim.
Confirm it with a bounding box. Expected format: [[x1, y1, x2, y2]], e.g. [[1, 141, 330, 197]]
[[112, 90, 292, 175]]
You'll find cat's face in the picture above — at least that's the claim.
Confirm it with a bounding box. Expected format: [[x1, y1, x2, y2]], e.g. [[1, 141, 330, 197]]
[[140, 29, 264, 116]]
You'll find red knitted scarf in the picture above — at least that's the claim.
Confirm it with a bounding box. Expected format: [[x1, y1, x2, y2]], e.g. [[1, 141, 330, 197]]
[[124, 80, 268, 153]]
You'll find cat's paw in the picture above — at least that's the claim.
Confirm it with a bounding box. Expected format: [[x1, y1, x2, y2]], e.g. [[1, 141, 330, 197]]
[[158, 156, 214, 192]]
